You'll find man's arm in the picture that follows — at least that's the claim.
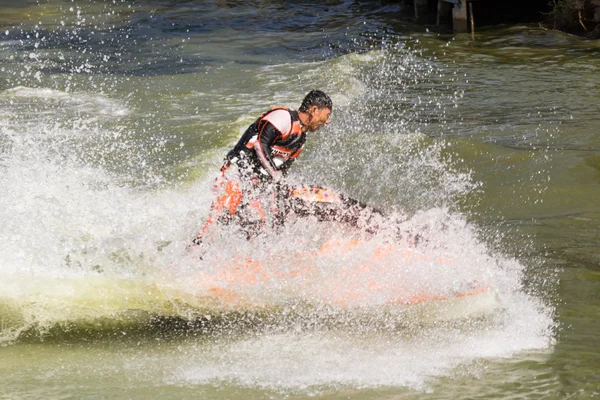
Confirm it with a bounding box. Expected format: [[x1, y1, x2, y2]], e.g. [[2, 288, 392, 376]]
[[254, 120, 284, 181], [279, 148, 302, 175]]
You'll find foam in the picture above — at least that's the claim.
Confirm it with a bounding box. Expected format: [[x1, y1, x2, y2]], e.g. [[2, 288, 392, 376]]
[[1, 86, 130, 116]]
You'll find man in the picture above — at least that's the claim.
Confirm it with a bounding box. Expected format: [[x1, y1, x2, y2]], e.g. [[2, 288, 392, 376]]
[[192, 90, 333, 243], [225, 89, 332, 183]]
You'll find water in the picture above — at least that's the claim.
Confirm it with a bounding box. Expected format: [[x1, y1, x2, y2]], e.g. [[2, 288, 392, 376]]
[[1, 0, 598, 398]]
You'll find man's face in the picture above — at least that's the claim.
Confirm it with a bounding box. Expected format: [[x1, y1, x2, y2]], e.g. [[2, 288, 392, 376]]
[[307, 106, 331, 132]]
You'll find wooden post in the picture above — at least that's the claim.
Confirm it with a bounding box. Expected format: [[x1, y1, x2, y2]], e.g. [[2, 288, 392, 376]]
[[414, 0, 428, 19], [452, 0, 468, 33], [469, 1, 475, 39]]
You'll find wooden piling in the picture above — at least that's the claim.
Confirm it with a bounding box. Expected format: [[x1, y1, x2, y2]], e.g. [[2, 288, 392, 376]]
[[435, 0, 477, 35], [452, 0, 468, 33], [469, 1, 475, 39], [414, 0, 429, 19]]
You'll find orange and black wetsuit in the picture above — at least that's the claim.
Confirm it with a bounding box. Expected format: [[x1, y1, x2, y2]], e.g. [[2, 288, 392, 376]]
[[225, 107, 305, 181]]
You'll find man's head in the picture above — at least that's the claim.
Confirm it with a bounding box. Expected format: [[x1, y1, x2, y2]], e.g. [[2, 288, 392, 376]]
[[299, 90, 332, 132]]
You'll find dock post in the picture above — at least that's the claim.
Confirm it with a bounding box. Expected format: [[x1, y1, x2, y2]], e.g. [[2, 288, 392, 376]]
[[452, 0, 469, 33], [469, 1, 475, 39], [414, 0, 428, 19]]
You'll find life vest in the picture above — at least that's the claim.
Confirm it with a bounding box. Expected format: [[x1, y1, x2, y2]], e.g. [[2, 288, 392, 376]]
[[226, 107, 305, 174], [244, 106, 305, 168]]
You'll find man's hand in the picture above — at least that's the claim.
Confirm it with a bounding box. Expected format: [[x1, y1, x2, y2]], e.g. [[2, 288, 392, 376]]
[[271, 170, 283, 182]]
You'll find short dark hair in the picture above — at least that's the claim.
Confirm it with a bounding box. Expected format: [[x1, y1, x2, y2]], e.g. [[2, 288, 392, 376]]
[[299, 90, 332, 112]]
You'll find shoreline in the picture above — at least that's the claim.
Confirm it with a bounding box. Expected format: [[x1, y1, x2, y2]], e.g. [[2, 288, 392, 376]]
[[394, 0, 600, 39]]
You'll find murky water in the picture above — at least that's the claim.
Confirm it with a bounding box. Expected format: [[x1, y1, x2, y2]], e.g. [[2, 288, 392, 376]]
[[1, 1, 599, 399]]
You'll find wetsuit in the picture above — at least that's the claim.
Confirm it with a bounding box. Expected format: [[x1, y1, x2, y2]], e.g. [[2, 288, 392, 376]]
[[225, 107, 305, 181]]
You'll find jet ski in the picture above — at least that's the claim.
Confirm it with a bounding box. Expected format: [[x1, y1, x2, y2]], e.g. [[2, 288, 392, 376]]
[[183, 182, 493, 317]]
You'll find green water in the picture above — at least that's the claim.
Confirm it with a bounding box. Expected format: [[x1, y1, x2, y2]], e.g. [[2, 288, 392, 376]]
[[1, 1, 599, 398]]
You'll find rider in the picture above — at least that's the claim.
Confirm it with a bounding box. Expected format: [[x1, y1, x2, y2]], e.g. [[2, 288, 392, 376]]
[[225, 89, 332, 183], [192, 90, 333, 243]]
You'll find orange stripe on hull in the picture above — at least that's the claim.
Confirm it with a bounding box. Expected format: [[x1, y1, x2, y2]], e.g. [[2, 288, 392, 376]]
[[190, 239, 489, 309]]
